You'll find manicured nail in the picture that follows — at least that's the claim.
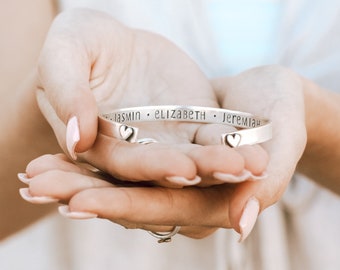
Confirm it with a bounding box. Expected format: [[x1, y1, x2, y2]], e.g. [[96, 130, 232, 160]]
[[17, 173, 31, 184], [238, 197, 260, 243], [214, 170, 267, 183], [19, 188, 59, 204], [66, 116, 80, 160], [213, 170, 251, 183], [58, 205, 98, 219], [165, 175, 201, 186], [250, 171, 268, 181]]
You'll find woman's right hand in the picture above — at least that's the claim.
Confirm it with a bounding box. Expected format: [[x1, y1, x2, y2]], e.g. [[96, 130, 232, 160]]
[[36, 8, 268, 187]]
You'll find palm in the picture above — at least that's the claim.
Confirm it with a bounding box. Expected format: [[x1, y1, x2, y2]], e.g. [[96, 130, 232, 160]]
[[90, 27, 217, 144], [37, 9, 267, 186], [211, 67, 307, 213]]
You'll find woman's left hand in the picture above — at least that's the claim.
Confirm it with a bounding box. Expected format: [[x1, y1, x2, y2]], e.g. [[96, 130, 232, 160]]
[[20, 153, 240, 240]]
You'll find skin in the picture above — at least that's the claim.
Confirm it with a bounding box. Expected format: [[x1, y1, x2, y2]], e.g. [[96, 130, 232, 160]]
[[1, 2, 268, 239], [32, 9, 272, 238], [2, 1, 340, 241], [22, 64, 307, 239], [36, 9, 268, 187], [298, 80, 340, 194], [28, 65, 340, 239]]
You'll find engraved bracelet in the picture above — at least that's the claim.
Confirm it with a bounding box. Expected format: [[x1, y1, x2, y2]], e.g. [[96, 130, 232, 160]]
[[98, 105, 272, 147]]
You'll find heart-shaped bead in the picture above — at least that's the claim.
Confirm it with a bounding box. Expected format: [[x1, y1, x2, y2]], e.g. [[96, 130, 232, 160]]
[[119, 125, 134, 141], [225, 133, 241, 147]]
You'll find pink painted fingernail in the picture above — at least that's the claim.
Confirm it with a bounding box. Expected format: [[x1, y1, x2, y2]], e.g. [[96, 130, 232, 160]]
[[165, 175, 201, 186], [19, 188, 59, 204], [249, 171, 268, 181], [214, 170, 267, 183], [17, 173, 31, 184], [213, 170, 251, 183], [238, 197, 260, 243], [58, 205, 98, 219], [66, 116, 80, 160]]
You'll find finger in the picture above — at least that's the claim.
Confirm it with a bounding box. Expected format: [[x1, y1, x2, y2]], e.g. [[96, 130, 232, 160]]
[[228, 134, 306, 242], [25, 153, 98, 179], [83, 132, 265, 187], [36, 89, 68, 154], [81, 133, 200, 186], [21, 169, 113, 203], [26, 154, 75, 176], [194, 124, 269, 180], [19, 153, 113, 204], [21, 165, 233, 239], [129, 224, 217, 240], [233, 145, 269, 176], [64, 185, 234, 228], [194, 123, 236, 145], [107, 221, 218, 240], [184, 144, 245, 186], [36, 84, 97, 161], [38, 16, 98, 155]]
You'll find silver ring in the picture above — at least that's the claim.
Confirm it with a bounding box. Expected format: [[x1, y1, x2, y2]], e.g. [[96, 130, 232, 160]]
[[98, 105, 272, 147], [137, 137, 180, 243], [148, 226, 181, 243], [137, 138, 158, 145]]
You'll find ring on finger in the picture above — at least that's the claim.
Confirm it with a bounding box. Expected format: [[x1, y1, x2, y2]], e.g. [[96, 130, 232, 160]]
[[148, 226, 181, 243]]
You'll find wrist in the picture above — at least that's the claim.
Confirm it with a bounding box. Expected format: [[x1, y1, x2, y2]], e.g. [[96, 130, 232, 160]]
[[302, 78, 320, 146], [298, 77, 340, 181], [302, 78, 340, 148]]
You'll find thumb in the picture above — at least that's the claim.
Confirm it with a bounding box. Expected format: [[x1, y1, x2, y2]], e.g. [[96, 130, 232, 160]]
[[36, 87, 98, 160], [64, 90, 98, 159], [228, 146, 299, 243], [37, 10, 100, 157], [228, 181, 263, 243], [37, 40, 98, 158]]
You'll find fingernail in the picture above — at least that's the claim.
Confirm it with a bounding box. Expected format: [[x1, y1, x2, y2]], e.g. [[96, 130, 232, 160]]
[[238, 197, 260, 243], [19, 188, 59, 204], [165, 175, 201, 186], [17, 173, 31, 184], [58, 205, 98, 219], [213, 170, 267, 183], [66, 116, 80, 160], [213, 170, 251, 183], [250, 171, 268, 181]]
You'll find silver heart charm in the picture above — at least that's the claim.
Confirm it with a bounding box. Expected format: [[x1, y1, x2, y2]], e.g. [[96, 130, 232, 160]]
[[225, 133, 241, 147], [119, 125, 135, 141]]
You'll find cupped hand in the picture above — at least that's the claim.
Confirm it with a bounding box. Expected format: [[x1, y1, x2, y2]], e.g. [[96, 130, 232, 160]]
[[195, 66, 307, 239], [36, 8, 268, 187], [19, 67, 306, 241], [19, 154, 249, 240], [19, 89, 305, 241]]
